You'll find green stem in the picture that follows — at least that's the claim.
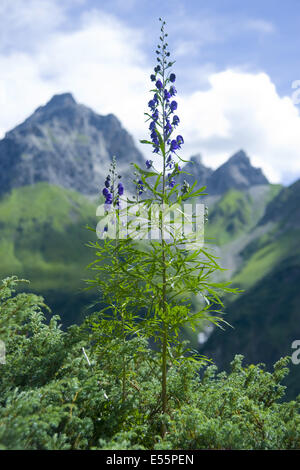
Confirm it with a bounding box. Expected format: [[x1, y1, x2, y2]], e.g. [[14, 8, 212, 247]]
[[121, 308, 126, 404], [112, 160, 127, 404], [160, 23, 168, 438]]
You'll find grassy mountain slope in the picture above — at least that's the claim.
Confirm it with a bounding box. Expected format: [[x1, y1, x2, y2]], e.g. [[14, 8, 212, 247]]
[[0, 183, 99, 325], [231, 180, 300, 289], [203, 184, 282, 285], [200, 180, 300, 399], [200, 262, 300, 400], [205, 184, 282, 246]]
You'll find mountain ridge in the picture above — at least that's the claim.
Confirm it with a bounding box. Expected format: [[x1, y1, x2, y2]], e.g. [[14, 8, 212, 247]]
[[0, 93, 144, 196], [180, 149, 269, 195], [0, 93, 270, 199]]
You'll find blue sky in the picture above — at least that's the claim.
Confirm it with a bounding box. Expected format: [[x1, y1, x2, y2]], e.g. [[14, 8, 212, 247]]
[[1, 0, 300, 184], [85, 0, 300, 96]]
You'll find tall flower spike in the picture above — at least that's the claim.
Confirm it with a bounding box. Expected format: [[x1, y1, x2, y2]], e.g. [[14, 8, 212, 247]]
[[101, 157, 124, 214], [142, 18, 184, 163]]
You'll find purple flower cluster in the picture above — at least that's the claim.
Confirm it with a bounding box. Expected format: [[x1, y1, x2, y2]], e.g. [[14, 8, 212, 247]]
[[102, 176, 113, 205], [168, 134, 184, 153], [148, 35, 183, 154], [167, 174, 176, 188], [146, 160, 153, 169], [137, 179, 144, 195], [144, 19, 184, 189], [101, 161, 124, 211]]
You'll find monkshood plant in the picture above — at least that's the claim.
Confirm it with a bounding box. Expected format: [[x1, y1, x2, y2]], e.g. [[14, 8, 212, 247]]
[[87, 18, 239, 438], [86, 157, 145, 404]]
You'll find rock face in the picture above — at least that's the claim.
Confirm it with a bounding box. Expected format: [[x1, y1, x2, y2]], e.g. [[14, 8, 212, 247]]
[[179, 150, 269, 195], [179, 153, 213, 188], [0, 93, 145, 196], [259, 178, 300, 228], [206, 150, 269, 194], [0, 93, 269, 198]]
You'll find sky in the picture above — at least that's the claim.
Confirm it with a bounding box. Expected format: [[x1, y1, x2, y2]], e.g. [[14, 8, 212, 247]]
[[0, 0, 300, 184]]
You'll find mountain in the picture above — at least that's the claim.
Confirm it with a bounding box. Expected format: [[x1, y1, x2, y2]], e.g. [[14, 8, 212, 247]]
[[1, 91, 298, 387], [231, 180, 300, 287], [206, 150, 269, 194], [260, 178, 300, 229], [180, 153, 213, 187], [0, 93, 144, 196], [0, 182, 99, 327], [200, 262, 300, 400], [0, 92, 268, 198], [180, 150, 269, 196], [200, 179, 300, 399]]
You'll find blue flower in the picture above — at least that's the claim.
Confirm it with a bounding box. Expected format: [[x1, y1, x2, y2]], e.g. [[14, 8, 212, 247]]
[[148, 99, 156, 111], [150, 130, 158, 141], [142, 25, 184, 165], [137, 179, 144, 195], [169, 85, 177, 96], [118, 182, 124, 196], [166, 155, 175, 169], [172, 115, 180, 127], [102, 187, 110, 197], [105, 192, 113, 202], [164, 89, 171, 101], [149, 121, 156, 131], [167, 174, 176, 188], [170, 139, 179, 152], [164, 119, 172, 137], [176, 135, 184, 149], [152, 109, 159, 121], [170, 100, 177, 112]]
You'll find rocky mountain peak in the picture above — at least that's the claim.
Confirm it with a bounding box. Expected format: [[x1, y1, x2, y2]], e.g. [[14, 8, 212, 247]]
[[45, 92, 76, 108], [0, 93, 144, 196], [190, 153, 203, 164], [227, 149, 249, 164], [180, 149, 269, 195], [179, 153, 213, 188], [206, 149, 269, 194]]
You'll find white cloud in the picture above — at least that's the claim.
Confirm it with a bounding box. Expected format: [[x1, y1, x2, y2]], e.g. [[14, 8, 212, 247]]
[[179, 70, 300, 183], [172, 14, 275, 57], [0, 6, 150, 143], [245, 19, 275, 34], [0, 2, 299, 185], [0, 0, 68, 52]]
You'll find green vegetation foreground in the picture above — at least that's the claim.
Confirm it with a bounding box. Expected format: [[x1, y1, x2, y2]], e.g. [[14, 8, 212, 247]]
[[0, 276, 299, 450]]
